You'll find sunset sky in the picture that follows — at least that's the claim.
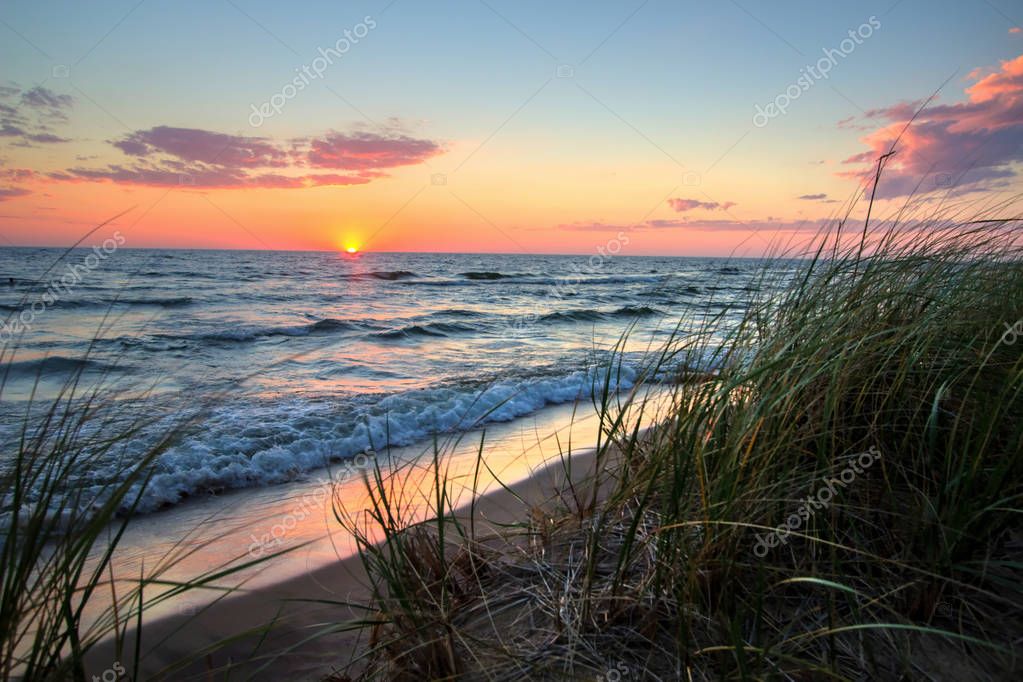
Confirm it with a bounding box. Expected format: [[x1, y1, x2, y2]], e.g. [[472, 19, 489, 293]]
[[1, 0, 1021, 256]]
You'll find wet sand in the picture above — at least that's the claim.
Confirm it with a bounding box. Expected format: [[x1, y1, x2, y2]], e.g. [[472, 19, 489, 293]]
[[87, 392, 673, 680]]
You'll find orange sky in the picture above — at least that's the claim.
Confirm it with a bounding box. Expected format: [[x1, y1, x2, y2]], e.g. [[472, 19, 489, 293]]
[[2, 2, 1022, 256]]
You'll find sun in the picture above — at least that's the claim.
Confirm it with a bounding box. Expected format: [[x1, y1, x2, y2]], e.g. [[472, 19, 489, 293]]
[[345, 246, 359, 254]]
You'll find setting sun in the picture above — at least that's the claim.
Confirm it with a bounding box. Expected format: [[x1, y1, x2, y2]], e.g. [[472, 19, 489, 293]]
[[345, 246, 359, 254]]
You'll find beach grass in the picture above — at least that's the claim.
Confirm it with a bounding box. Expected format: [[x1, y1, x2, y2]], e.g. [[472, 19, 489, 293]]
[[334, 193, 1023, 679], [0, 343, 284, 681]]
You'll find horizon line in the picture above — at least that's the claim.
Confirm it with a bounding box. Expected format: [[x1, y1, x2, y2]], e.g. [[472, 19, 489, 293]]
[[0, 244, 794, 259]]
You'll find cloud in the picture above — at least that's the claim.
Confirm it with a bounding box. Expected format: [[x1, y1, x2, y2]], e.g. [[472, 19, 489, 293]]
[[1011, 27, 1021, 34], [1, 169, 39, 183], [20, 86, 74, 120], [0, 168, 40, 201], [0, 187, 31, 201], [63, 162, 378, 190], [797, 193, 837, 203], [65, 127, 443, 190], [112, 126, 290, 168], [667, 198, 737, 213], [839, 53, 1023, 198], [0, 85, 74, 146], [555, 217, 827, 233], [305, 131, 443, 170], [25, 132, 70, 144]]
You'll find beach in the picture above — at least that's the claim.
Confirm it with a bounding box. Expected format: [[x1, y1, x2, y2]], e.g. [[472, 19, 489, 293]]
[[90, 399, 651, 679]]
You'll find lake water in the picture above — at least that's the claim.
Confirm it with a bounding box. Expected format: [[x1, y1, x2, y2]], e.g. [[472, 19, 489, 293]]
[[0, 248, 779, 514]]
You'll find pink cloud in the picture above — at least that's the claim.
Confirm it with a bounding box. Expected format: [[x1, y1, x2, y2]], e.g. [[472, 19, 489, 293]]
[[62, 164, 378, 190], [112, 127, 289, 168], [1010, 27, 1021, 34], [840, 53, 1023, 198], [0, 168, 39, 183], [555, 217, 827, 233], [667, 198, 737, 213], [65, 127, 443, 190], [0, 187, 31, 201], [0, 168, 42, 201], [797, 193, 839, 203], [305, 131, 442, 170]]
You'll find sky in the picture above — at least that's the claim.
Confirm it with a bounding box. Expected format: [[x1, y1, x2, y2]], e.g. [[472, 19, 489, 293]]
[[0, 0, 1021, 256]]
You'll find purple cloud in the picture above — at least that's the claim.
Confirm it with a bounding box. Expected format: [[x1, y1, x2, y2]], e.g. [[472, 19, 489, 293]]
[[65, 126, 442, 190], [305, 131, 443, 170], [0, 85, 73, 146], [797, 193, 838, 203], [20, 86, 74, 118], [668, 198, 737, 213], [555, 217, 828, 233], [112, 126, 290, 168], [0, 187, 31, 201]]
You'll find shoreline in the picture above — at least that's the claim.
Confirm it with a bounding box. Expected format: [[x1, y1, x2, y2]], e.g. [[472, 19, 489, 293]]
[[87, 389, 675, 679], [92, 435, 614, 680]]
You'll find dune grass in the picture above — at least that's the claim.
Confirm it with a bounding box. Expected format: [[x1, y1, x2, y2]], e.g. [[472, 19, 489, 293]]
[[335, 194, 1023, 679], [0, 354, 173, 681], [0, 344, 284, 680]]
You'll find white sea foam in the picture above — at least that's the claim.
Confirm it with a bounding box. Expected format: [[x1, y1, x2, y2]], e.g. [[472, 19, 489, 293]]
[[109, 363, 642, 511]]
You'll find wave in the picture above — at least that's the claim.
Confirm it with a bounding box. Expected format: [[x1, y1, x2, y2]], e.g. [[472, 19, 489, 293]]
[[1, 296, 195, 312], [158, 317, 369, 344], [204, 319, 366, 342], [458, 271, 533, 280], [158, 270, 223, 280], [374, 321, 477, 339], [344, 270, 418, 281], [539, 305, 663, 323], [540, 309, 603, 322], [406, 273, 668, 288], [109, 313, 483, 348], [611, 305, 661, 317], [435, 308, 486, 318], [4, 356, 124, 377], [107, 364, 642, 511], [117, 296, 195, 308]]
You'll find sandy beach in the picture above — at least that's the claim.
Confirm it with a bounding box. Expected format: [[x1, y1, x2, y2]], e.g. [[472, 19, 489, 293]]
[[85, 388, 675, 680], [92, 439, 608, 680]]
